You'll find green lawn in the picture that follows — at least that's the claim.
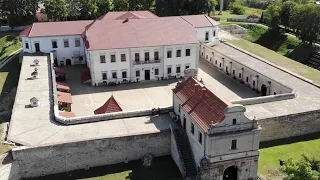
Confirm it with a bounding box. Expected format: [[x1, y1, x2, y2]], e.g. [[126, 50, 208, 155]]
[[0, 32, 21, 61], [214, 7, 263, 21], [228, 39, 320, 84], [259, 139, 320, 177]]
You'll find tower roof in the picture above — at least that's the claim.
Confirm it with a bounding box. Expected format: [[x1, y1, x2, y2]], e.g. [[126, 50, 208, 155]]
[[94, 95, 123, 114]]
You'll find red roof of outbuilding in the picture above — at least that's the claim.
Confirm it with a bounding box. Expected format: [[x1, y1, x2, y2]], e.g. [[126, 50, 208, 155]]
[[57, 91, 72, 104], [94, 95, 123, 114], [173, 77, 231, 132], [56, 82, 70, 91], [59, 111, 76, 118]]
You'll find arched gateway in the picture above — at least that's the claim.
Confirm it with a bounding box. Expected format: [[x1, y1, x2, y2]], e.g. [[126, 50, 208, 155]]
[[223, 166, 238, 180]]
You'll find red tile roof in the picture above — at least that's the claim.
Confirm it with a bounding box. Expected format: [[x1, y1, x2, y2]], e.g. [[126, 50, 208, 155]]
[[54, 67, 67, 74], [56, 82, 70, 91], [94, 95, 123, 114], [97, 11, 158, 20], [57, 91, 72, 104], [181, 15, 219, 27], [85, 17, 199, 50], [59, 111, 76, 118], [20, 20, 93, 37], [173, 77, 231, 132], [20, 25, 32, 37]]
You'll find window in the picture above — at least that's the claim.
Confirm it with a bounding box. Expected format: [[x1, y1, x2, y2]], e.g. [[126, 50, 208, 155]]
[[154, 51, 159, 60], [206, 55, 208, 59], [239, 73, 242, 78], [210, 57, 212, 62], [145, 52, 149, 61], [25, 42, 29, 49], [253, 80, 256, 86], [176, 66, 181, 73], [226, 66, 228, 72], [274, 92, 277, 95], [112, 72, 117, 79], [52, 40, 57, 48], [246, 77, 249, 82], [231, 139, 237, 150], [122, 71, 127, 78], [136, 70, 140, 77], [185, 65, 189, 70], [121, 54, 126, 62], [213, 31, 216, 37], [219, 63, 222, 67], [63, 39, 69, 48], [79, 56, 83, 61], [100, 55, 106, 63], [176, 49, 181, 57], [167, 50, 172, 58], [135, 53, 140, 62], [198, 132, 202, 144], [205, 31, 209, 41], [110, 54, 116, 62], [191, 123, 194, 135], [102, 72, 107, 80], [178, 105, 181, 112], [186, 49, 191, 56], [167, 67, 172, 74], [233, 119, 237, 125], [233, 70, 235, 75], [215, 60, 217, 65], [154, 68, 159, 75], [75, 38, 81, 47]]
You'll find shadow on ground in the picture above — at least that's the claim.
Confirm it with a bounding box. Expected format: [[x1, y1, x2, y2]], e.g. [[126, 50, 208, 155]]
[[260, 131, 320, 149], [26, 155, 182, 180], [0, 56, 21, 123]]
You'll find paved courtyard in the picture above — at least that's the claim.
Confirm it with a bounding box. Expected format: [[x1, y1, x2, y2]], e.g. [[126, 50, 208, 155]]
[[65, 60, 258, 117]]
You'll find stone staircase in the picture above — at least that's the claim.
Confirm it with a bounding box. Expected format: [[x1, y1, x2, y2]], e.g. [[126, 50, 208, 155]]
[[307, 51, 320, 70], [173, 128, 197, 178]]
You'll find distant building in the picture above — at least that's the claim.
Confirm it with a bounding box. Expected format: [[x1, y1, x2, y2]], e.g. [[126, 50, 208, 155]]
[[36, 2, 48, 22], [20, 11, 219, 86], [172, 77, 261, 180]]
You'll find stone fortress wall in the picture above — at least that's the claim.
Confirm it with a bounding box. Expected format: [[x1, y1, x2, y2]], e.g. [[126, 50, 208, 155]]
[[10, 48, 320, 178]]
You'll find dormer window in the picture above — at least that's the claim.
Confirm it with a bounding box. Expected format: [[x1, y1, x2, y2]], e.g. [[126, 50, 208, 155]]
[[31, 71, 38, 79], [33, 59, 40, 66], [233, 118, 237, 125], [30, 97, 39, 107]]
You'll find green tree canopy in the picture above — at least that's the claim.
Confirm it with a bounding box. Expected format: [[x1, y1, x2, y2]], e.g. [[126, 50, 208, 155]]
[[264, 1, 281, 30], [44, 0, 69, 21], [281, 155, 320, 180], [280, 1, 296, 30]]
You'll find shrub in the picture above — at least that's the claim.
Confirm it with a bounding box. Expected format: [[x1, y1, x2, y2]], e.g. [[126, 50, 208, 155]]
[[247, 14, 260, 19], [231, 3, 246, 15]]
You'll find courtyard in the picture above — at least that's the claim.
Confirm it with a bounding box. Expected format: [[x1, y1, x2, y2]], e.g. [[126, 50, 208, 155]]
[[64, 59, 259, 117]]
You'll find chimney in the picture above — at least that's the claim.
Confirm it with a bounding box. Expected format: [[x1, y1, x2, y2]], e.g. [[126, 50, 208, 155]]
[[123, 18, 129, 23]]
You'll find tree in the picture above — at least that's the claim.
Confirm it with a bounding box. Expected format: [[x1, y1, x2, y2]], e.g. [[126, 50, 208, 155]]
[[0, 0, 38, 27], [44, 0, 69, 21], [280, 1, 296, 31], [208, 0, 218, 15], [78, 0, 99, 19], [281, 155, 320, 180], [129, 0, 154, 11], [290, 4, 320, 43], [264, 2, 281, 30], [231, 2, 245, 15], [112, 0, 129, 11]]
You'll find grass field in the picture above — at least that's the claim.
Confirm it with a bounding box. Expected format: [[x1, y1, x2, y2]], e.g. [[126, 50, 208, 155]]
[[259, 139, 320, 178], [228, 39, 320, 84], [237, 23, 318, 63], [214, 7, 263, 21], [0, 32, 21, 61]]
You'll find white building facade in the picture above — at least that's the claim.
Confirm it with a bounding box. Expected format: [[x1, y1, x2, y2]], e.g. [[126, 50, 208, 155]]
[[172, 77, 261, 180], [20, 12, 219, 86]]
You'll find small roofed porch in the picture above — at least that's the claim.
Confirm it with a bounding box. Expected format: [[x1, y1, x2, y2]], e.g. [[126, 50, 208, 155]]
[[57, 91, 73, 112], [54, 67, 67, 82], [56, 82, 70, 92]]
